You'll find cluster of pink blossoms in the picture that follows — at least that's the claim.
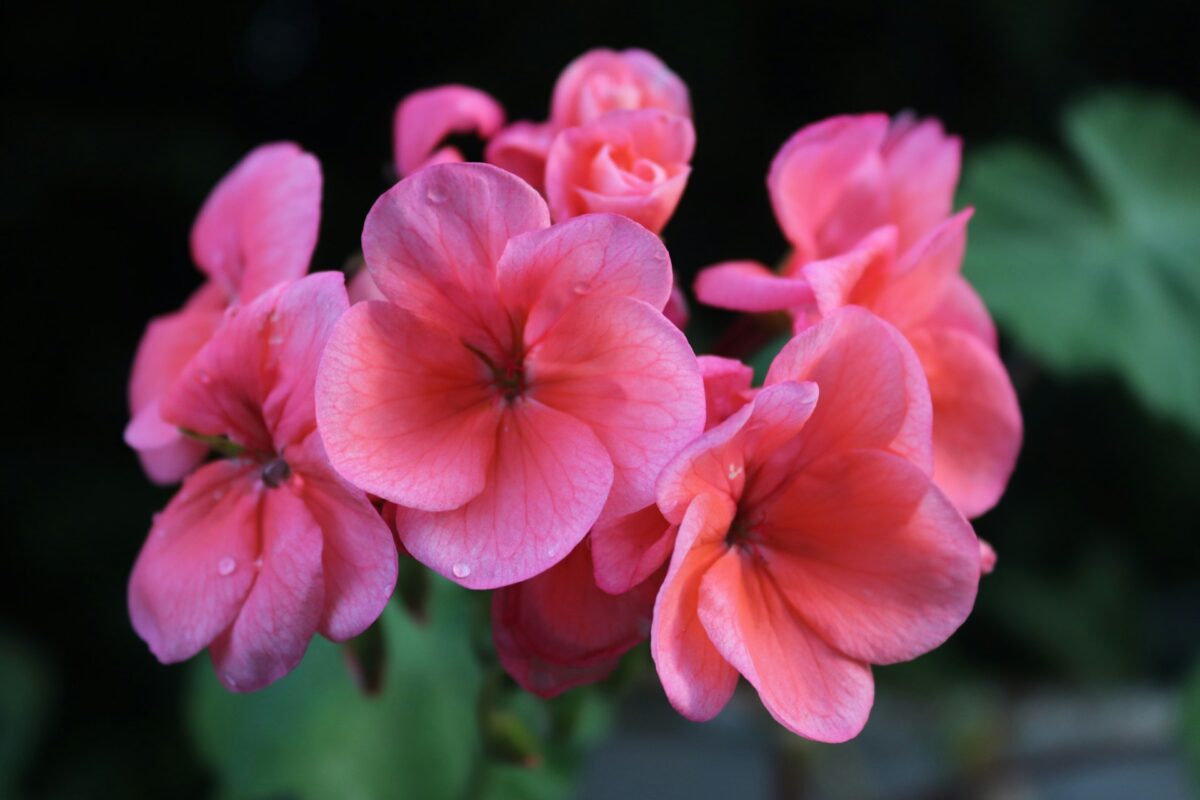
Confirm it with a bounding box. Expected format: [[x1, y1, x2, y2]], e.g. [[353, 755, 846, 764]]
[[126, 49, 1021, 741]]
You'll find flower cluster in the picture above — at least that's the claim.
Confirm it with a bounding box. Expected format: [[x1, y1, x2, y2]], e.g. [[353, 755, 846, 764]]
[[126, 49, 1020, 741]]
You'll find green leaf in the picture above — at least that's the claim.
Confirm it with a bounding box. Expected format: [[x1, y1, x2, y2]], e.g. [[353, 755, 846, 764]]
[[962, 88, 1200, 432], [187, 578, 482, 800], [0, 630, 51, 797]]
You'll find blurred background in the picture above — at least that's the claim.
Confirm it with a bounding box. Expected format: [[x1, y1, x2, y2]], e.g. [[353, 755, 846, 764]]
[[3, 1, 1199, 797]]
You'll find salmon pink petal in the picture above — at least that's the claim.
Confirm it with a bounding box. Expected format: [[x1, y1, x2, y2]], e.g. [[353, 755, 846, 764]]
[[485, 120, 555, 191], [765, 307, 932, 473], [882, 116, 961, 252], [925, 275, 997, 349], [874, 210, 972, 330], [697, 550, 874, 742], [492, 539, 659, 697], [698, 355, 754, 429], [497, 213, 673, 344], [392, 399, 613, 589], [347, 267, 385, 303], [551, 48, 690, 128], [756, 449, 980, 664], [288, 432, 398, 641], [393, 85, 506, 177], [692, 260, 815, 313], [528, 295, 704, 520], [362, 163, 548, 338], [656, 381, 819, 524], [591, 504, 674, 595], [665, 284, 689, 330], [912, 328, 1022, 518], [651, 493, 739, 721], [128, 460, 259, 663], [800, 227, 897, 317], [979, 539, 998, 574], [125, 401, 209, 485], [768, 115, 888, 261], [315, 300, 500, 511], [210, 486, 325, 692], [190, 142, 321, 301], [545, 110, 694, 233]]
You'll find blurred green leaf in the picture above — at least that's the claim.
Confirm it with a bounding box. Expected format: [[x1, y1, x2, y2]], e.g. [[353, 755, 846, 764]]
[[0, 630, 51, 797], [1183, 658, 1200, 789], [962, 88, 1200, 432], [188, 578, 482, 800]]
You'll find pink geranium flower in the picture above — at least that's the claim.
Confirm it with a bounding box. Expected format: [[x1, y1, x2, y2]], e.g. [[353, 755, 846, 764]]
[[487, 48, 691, 193], [128, 273, 397, 692], [695, 115, 1020, 517], [545, 109, 695, 234], [125, 143, 321, 484], [315, 163, 704, 589], [393, 85, 506, 177], [651, 308, 981, 741]]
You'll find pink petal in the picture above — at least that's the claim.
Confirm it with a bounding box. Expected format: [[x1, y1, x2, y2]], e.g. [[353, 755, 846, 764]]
[[911, 327, 1023, 518], [393, 85, 506, 177], [697, 549, 874, 742], [392, 399, 614, 589], [651, 492, 739, 721], [664, 283, 690, 330], [315, 299, 501, 511], [765, 307, 933, 474], [800, 227, 897, 317], [361, 163, 548, 338], [485, 120, 555, 192], [288, 431, 398, 641], [591, 504, 674, 595], [544, 110, 695, 233], [873, 209, 973, 331], [755, 449, 980, 665], [492, 538, 659, 698], [924, 274, 997, 349], [347, 268, 385, 303], [551, 48, 690, 129], [767, 115, 889, 262], [125, 401, 209, 485], [698, 355, 754, 429], [692, 260, 815, 314], [528, 295, 705, 521], [496, 212, 673, 344], [128, 461, 260, 663], [979, 538, 998, 575], [190, 142, 321, 301], [882, 116, 961, 252], [210, 485, 326, 692], [656, 381, 819, 524]]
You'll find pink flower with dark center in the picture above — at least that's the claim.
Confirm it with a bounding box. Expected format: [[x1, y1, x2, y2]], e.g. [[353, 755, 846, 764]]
[[315, 163, 704, 589], [651, 307, 981, 741], [128, 273, 397, 692], [545, 109, 695, 234], [125, 143, 321, 484], [487, 48, 690, 193], [695, 115, 1020, 517], [392, 85, 506, 177]]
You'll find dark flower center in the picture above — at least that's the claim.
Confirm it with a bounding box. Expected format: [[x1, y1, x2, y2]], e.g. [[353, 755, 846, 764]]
[[262, 457, 292, 488]]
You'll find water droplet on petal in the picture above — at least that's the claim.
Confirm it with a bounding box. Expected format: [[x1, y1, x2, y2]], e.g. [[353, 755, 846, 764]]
[[451, 563, 471, 579], [426, 187, 446, 204], [198, 372, 211, 385], [253, 557, 263, 570], [382, 583, 395, 598], [547, 546, 558, 559], [572, 281, 590, 295], [217, 557, 237, 576], [223, 673, 238, 690]]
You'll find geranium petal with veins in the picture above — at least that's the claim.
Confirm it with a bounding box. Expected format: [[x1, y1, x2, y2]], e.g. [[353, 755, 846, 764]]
[[698, 355, 754, 428], [591, 504, 674, 595], [392, 399, 613, 589], [288, 431, 398, 641], [693, 260, 815, 313], [210, 486, 325, 692], [765, 307, 932, 474], [128, 460, 259, 664], [485, 120, 556, 191], [361, 163, 549, 340], [651, 492, 739, 721], [551, 48, 690, 129], [757, 449, 979, 665], [392, 85, 505, 177], [697, 550, 874, 742], [923, 274, 997, 349], [315, 300, 501, 511], [911, 327, 1023, 518], [190, 142, 321, 301], [528, 294, 704, 521], [882, 117, 961, 252], [801, 227, 897, 317], [497, 213, 673, 344], [874, 210, 973, 331]]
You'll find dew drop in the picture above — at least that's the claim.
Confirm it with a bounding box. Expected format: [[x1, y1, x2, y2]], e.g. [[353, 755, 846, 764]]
[[253, 557, 264, 570], [223, 673, 238, 690], [382, 583, 395, 598], [572, 281, 590, 295], [217, 556, 237, 576], [426, 187, 446, 204], [198, 372, 212, 385], [451, 563, 471, 579], [547, 546, 559, 559]]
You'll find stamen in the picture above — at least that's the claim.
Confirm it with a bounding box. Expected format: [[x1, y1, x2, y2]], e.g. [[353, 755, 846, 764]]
[[262, 457, 292, 488]]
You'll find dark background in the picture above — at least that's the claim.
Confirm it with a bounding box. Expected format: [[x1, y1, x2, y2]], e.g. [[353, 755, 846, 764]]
[[3, 1, 1199, 797]]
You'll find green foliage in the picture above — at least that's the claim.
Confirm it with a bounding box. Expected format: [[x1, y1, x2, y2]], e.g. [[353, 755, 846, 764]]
[[1183, 659, 1200, 789], [0, 630, 51, 797], [188, 579, 482, 800], [962, 88, 1200, 433]]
